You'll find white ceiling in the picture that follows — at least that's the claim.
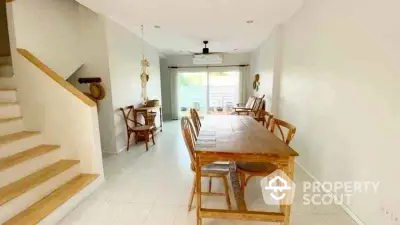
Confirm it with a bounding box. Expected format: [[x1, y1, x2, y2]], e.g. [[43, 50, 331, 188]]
[[78, 0, 303, 55]]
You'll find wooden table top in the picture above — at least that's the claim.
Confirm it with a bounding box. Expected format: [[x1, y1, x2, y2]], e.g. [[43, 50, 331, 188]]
[[195, 115, 299, 157]]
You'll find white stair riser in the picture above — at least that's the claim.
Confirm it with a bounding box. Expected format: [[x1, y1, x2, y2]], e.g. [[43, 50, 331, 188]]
[[0, 119, 23, 136], [0, 65, 13, 77], [0, 134, 43, 158], [0, 77, 16, 89], [0, 90, 17, 102], [0, 148, 62, 188], [0, 164, 80, 224], [0, 104, 20, 119], [38, 176, 103, 225], [0, 57, 11, 64]]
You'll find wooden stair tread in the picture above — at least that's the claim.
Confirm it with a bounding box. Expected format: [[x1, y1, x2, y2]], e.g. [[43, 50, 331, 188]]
[[0, 131, 40, 146], [0, 117, 22, 123], [4, 174, 99, 225], [0, 88, 16, 91], [0, 160, 79, 206], [0, 144, 60, 171]]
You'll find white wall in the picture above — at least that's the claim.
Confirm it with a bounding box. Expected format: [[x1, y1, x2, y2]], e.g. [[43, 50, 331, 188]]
[[13, 0, 82, 78], [67, 5, 117, 154], [250, 28, 282, 112], [253, 0, 400, 224], [159, 57, 171, 120], [105, 19, 162, 153]]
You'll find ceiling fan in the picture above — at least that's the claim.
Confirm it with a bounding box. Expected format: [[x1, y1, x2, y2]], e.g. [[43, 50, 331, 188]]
[[201, 40, 210, 54], [190, 40, 221, 55], [191, 41, 224, 64]]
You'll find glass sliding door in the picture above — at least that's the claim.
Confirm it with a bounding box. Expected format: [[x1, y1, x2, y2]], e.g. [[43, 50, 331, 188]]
[[176, 68, 240, 118], [208, 71, 240, 114], [177, 71, 208, 118]]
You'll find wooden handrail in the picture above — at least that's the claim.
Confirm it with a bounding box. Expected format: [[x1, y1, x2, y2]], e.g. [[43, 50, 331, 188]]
[[5, 0, 15, 3], [17, 48, 96, 107]]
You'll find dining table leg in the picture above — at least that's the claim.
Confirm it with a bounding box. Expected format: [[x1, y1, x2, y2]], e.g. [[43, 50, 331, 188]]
[[195, 156, 202, 225], [280, 156, 295, 225]]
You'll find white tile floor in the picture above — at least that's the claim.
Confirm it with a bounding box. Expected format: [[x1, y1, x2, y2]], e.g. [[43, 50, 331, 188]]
[[58, 121, 357, 225]]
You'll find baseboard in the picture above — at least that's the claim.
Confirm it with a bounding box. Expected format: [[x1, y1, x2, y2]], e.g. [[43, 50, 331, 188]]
[[295, 161, 365, 225], [116, 146, 126, 154], [102, 146, 125, 155]]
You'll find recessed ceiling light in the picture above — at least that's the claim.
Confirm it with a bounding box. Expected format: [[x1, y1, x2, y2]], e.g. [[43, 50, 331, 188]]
[[246, 20, 254, 24], [154, 25, 161, 29]]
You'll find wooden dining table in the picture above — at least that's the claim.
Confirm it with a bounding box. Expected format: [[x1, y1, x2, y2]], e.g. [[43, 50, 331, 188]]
[[194, 115, 299, 225]]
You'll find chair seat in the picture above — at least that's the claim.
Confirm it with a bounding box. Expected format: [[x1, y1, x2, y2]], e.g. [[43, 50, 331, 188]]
[[202, 162, 230, 174], [131, 125, 154, 131], [236, 162, 277, 174], [190, 162, 230, 175]]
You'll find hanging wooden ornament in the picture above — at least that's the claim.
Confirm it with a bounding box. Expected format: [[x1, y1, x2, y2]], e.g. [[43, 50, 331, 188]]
[[140, 25, 149, 105]]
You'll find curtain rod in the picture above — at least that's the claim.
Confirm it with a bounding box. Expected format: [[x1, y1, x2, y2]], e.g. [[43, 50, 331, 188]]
[[168, 64, 249, 69]]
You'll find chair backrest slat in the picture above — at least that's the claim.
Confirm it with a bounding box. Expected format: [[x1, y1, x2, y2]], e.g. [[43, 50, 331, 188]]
[[253, 100, 266, 119], [119, 106, 135, 132], [264, 110, 274, 131], [190, 108, 201, 136], [181, 117, 197, 170], [251, 95, 265, 112], [270, 118, 296, 145]]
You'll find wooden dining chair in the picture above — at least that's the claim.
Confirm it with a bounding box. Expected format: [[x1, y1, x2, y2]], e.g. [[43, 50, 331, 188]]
[[190, 108, 201, 136], [234, 95, 265, 115], [251, 99, 266, 124], [263, 110, 274, 129], [236, 117, 296, 191], [119, 106, 155, 151], [270, 118, 296, 144], [233, 96, 256, 114], [181, 117, 231, 211]]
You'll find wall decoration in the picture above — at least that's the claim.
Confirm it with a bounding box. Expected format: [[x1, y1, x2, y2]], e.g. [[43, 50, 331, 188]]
[[253, 73, 260, 91], [77, 77, 106, 110], [140, 25, 149, 105], [140, 58, 149, 104], [78, 77, 105, 103], [89, 83, 106, 101]]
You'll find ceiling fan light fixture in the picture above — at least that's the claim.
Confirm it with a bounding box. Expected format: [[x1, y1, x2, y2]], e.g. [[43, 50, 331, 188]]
[[202, 40, 209, 54], [154, 25, 161, 29], [246, 20, 254, 24]]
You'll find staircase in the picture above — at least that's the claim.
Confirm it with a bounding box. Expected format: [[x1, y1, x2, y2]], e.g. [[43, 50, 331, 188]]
[[0, 63, 100, 225], [0, 56, 13, 77]]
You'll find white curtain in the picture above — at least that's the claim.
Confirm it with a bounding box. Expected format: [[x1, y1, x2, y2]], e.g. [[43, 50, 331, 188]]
[[239, 66, 249, 103], [170, 68, 179, 120]]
